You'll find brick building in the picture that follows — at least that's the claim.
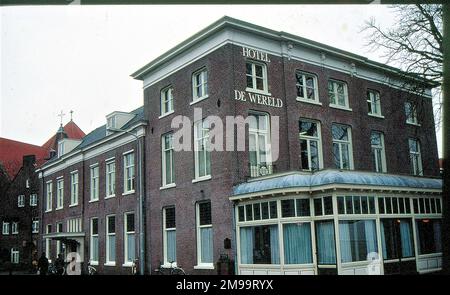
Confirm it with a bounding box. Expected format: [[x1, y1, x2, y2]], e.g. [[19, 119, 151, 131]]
[[132, 16, 442, 275], [36, 16, 442, 275]]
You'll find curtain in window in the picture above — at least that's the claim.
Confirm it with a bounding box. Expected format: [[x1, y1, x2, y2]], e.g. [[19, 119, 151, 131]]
[[127, 234, 135, 262], [284, 223, 312, 264], [91, 236, 99, 261], [433, 221, 442, 253], [399, 221, 413, 257], [380, 222, 388, 259], [316, 221, 336, 264], [364, 220, 377, 255], [240, 227, 254, 264], [269, 225, 280, 264], [167, 230, 176, 263], [339, 222, 352, 263], [108, 235, 116, 262], [200, 227, 213, 263]]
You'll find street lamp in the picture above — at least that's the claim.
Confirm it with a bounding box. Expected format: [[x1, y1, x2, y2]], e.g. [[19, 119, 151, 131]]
[[107, 126, 145, 275]]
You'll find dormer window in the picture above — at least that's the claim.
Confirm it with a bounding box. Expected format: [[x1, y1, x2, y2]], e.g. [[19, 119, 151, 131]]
[[58, 141, 64, 158], [107, 116, 116, 129]]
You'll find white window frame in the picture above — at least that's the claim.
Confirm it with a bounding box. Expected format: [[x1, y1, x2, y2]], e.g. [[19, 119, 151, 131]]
[[328, 79, 351, 110], [192, 68, 208, 102], [405, 101, 420, 125], [30, 194, 37, 207], [163, 207, 176, 267], [299, 119, 323, 171], [123, 152, 135, 194], [124, 212, 135, 266], [107, 115, 116, 129], [245, 60, 269, 94], [332, 123, 354, 170], [90, 217, 99, 265], [106, 215, 116, 265], [195, 202, 214, 269], [106, 161, 116, 198], [17, 195, 25, 207], [371, 131, 387, 173], [90, 164, 99, 202], [25, 179, 30, 188], [409, 138, 423, 176], [161, 133, 175, 188], [70, 171, 79, 206], [12, 222, 18, 234], [11, 248, 19, 264], [160, 86, 174, 117], [2, 222, 10, 235], [45, 181, 52, 212], [194, 119, 211, 181], [58, 141, 64, 157], [45, 224, 51, 261], [295, 71, 320, 104], [32, 218, 39, 234], [56, 222, 63, 256], [367, 89, 383, 117], [56, 178, 64, 210], [248, 112, 272, 177]]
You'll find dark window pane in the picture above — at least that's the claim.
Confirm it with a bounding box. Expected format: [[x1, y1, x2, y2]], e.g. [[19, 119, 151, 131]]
[[361, 197, 368, 214], [92, 218, 98, 235], [253, 203, 261, 220], [108, 216, 115, 233], [126, 214, 135, 232], [337, 197, 345, 214], [281, 199, 295, 218], [399, 198, 405, 214], [416, 219, 442, 254], [381, 219, 398, 260], [430, 199, 436, 214], [238, 206, 245, 222], [299, 121, 317, 137], [246, 205, 253, 221], [369, 197, 376, 214], [314, 198, 323, 216], [353, 196, 361, 214], [392, 197, 399, 214], [324, 196, 333, 215], [405, 199, 411, 214], [385, 197, 392, 214], [199, 202, 212, 225], [165, 207, 175, 228], [261, 202, 269, 219], [378, 198, 385, 214], [345, 196, 353, 214], [300, 140, 309, 170], [425, 198, 431, 214], [269, 201, 277, 218], [296, 199, 310, 217], [419, 198, 425, 214], [413, 199, 419, 214], [436, 199, 441, 213]]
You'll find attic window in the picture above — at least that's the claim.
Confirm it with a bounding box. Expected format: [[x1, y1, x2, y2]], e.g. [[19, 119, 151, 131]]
[[107, 116, 116, 129], [58, 141, 64, 158]]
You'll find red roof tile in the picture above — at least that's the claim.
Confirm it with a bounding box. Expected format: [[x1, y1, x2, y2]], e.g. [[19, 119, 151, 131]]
[[41, 121, 86, 150]]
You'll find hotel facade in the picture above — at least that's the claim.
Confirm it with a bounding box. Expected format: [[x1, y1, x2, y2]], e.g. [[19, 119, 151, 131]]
[[38, 17, 442, 275]]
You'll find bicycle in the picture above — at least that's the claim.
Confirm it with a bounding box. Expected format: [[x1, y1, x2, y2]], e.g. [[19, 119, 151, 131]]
[[153, 260, 186, 275], [131, 259, 138, 275], [87, 260, 98, 275]]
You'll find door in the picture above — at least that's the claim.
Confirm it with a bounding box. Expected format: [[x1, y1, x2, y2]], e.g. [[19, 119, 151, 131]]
[[315, 220, 338, 275], [380, 218, 417, 274]]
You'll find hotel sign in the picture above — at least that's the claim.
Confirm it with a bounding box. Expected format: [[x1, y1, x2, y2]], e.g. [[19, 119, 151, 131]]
[[242, 46, 271, 63], [234, 90, 283, 108]]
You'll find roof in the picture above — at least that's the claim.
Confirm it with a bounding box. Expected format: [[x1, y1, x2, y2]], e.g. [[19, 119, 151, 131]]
[[233, 169, 443, 197], [0, 137, 49, 179], [41, 120, 86, 151], [42, 106, 144, 167], [132, 16, 437, 87]]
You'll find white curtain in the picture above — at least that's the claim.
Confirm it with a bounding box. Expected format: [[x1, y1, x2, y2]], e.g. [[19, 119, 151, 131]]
[[270, 225, 280, 264], [400, 221, 413, 257], [364, 220, 377, 255], [284, 223, 312, 264], [316, 221, 336, 264], [339, 222, 352, 263], [167, 230, 176, 263], [240, 227, 254, 264], [200, 227, 213, 263], [127, 234, 135, 262]]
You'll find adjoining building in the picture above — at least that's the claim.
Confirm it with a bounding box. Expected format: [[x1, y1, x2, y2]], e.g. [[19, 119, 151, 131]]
[[36, 107, 145, 275], [132, 16, 442, 275]]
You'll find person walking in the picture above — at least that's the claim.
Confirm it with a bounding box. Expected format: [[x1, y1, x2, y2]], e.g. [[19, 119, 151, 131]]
[[37, 252, 49, 275]]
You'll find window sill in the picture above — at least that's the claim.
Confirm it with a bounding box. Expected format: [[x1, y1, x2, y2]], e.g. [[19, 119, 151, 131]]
[[30, 205, 37, 207], [90, 261, 99, 266], [89, 199, 99, 203], [69, 203, 78, 208], [296, 97, 322, 106], [192, 175, 212, 183], [160, 183, 176, 190], [368, 113, 384, 119], [55, 207, 63, 211], [105, 195, 116, 200], [329, 104, 352, 112], [245, 88, 271, 96], [122, 262, 133, 267], [122, 191, 135, 196], [406, 121, 421, 127], [194, 264, 215, 270], [104, 262, 116, 267], [190, 95, 209, 106], [45, 210, 52, 213], [159, 110, 174, 119], [32, 231, 39, 234]]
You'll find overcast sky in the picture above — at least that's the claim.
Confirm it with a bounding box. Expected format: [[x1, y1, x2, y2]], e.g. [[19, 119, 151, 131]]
[[0, 5, 442, 156]]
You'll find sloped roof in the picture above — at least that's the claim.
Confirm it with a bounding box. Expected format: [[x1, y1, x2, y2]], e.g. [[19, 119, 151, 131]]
[[233, 169, 442, 196], [0, 137, 49, 179], [41, 120, 86, 150]]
